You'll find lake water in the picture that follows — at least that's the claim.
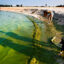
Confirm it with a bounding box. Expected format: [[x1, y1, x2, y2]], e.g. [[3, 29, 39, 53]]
[[0, 11, 48, 42], [0, 11, 50, 64]]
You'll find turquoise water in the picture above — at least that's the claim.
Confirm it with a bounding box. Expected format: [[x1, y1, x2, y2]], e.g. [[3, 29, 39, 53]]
[[0, 11, 47, 42], [0, 11, 33, 32], [0, 11, 35, 40], [0, 11, 35, 64], [0, 11, 51, 64]]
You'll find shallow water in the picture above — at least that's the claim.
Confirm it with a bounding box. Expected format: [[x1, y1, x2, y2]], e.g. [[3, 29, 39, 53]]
[[0, 11, 48, 42], [0, 11, 52, 64]]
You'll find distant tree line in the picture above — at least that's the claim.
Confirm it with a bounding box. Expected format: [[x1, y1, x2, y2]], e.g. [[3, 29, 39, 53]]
[[16, 4, 22, 7], [56, 5, 64, 7], [0, 4, 64, 7], [0, 4, 23, 7]]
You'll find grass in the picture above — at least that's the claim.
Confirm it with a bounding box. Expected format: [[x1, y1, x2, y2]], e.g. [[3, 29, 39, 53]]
[[0, 11, 63, 64]]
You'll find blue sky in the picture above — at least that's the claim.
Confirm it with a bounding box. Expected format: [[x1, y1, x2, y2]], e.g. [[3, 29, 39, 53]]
[[0, 0, 64, 6]]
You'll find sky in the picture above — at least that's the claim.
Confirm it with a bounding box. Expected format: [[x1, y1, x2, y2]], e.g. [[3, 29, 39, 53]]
[[0, 0, 64, 6]]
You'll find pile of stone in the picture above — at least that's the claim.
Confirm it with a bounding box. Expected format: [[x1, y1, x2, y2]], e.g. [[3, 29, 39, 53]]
[[23, 8, 64, 25], [53, 12, 64, 25], [57, 18, 64, 25]]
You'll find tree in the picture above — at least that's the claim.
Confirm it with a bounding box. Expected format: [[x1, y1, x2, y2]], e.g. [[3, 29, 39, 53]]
[[56, 5, 64, 7], [16, 5, 19, 7], [20, 4, 22, 7]]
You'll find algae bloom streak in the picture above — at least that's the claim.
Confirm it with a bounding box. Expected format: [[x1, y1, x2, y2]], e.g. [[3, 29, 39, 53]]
[[0, 11, 61, 64]]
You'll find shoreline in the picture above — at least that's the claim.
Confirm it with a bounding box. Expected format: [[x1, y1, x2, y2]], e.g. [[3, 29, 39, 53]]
[[0, 7, 64, 25], [0, 7, 64, 13], [0, 7, 39, 19]]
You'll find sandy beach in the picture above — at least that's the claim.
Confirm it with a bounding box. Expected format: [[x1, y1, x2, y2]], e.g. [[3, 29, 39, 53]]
[[0, 7, 64, 25], [0, 7, 64, 13]]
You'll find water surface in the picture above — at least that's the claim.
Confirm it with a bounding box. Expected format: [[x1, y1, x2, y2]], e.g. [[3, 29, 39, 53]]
[[0, 11, 52, 64]]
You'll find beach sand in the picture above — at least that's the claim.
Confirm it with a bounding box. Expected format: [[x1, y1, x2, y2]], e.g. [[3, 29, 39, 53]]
[[0, 7, 64, 25]]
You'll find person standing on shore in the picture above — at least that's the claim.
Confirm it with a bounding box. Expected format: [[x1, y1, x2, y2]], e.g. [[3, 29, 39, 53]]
[[43, 10, 54, 22]]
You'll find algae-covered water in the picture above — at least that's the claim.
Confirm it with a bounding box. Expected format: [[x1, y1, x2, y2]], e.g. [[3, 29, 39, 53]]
[[0, 11, 59, 64]]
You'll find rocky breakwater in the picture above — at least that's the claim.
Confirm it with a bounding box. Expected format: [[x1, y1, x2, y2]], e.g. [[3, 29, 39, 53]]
[[53, 11, 64, 25]]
